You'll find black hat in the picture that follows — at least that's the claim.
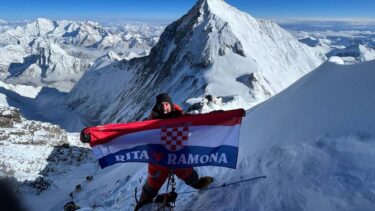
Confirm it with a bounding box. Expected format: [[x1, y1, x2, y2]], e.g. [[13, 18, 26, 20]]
[[156, 93, 173, 106]]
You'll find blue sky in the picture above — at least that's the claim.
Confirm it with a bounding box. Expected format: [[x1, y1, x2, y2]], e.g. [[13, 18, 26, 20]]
[[0, 0, 374, 21]]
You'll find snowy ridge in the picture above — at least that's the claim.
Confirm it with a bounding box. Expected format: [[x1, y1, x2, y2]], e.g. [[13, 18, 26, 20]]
[[67, 0, 325, 123]]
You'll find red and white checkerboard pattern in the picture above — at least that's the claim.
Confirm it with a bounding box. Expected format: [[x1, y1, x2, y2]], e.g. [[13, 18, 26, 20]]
[[160, 126, 190, 152]]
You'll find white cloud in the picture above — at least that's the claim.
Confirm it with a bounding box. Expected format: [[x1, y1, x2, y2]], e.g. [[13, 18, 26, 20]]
[[0, 19, 8, 25]]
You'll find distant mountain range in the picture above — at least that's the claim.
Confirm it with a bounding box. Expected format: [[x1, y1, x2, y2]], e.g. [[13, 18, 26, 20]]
[[0, 18, 162, 91]]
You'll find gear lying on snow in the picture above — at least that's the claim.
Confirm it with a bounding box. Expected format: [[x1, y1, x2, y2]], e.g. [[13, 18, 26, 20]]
[[63, 201, 80, 211], [74, 184, 82, 192], [86, 175, 93, 182]]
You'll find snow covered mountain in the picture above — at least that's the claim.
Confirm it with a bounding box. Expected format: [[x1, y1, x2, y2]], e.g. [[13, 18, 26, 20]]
[[0, 18, 160, 52], [326, 43, 375, 63], [0, 18, 161, 91], [67, 0, 325, 123], [2, 38, 91, 92], [27, 59, 375, 211], [292, 29, 375, 60]]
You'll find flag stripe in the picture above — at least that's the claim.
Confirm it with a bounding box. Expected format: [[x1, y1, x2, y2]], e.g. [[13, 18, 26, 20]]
[[97, 145, 238, 169], [86, 109, 244, 146]]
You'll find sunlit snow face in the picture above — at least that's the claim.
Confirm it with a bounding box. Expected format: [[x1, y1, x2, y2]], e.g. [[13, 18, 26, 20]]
[[158, 102, 172, 114]]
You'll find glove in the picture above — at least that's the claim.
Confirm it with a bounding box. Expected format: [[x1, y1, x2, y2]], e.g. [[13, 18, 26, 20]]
[[80, 129, 91, 143]]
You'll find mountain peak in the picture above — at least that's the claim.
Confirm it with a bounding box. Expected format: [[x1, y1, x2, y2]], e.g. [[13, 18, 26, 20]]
[[196, 0, 225, 7], [36, 18, 53, 24], [194, 0, 256, 23], [197, 0, 226, 7], [146, 0, 254, 70], [35, 18, 56, 29], [24, 18, 56, 35], [67, 0, 323, 123]]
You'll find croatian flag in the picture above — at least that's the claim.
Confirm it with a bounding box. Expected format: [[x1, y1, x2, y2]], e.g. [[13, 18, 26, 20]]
[[82, 109, 245, 169]]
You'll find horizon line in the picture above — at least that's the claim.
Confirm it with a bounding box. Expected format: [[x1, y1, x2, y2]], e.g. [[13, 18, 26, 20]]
[[2, 16, 375, 25]]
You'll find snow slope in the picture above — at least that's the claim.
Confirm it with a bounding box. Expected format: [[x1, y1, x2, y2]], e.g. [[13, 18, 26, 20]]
[[29, 58, 375, 211], [67, 0, 325, 124], [230, 59, 375, 211], [242, 59, 375, 153]]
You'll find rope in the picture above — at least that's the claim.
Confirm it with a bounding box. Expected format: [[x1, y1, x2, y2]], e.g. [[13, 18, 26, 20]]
[[157, 172, 176, 211], [179, 175, 267, 194]]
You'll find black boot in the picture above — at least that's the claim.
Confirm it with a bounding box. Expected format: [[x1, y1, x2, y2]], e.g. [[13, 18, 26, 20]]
[[135, 193, 151, 211], [191, 176, 214, 189], [135, 184, 158, 211]]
